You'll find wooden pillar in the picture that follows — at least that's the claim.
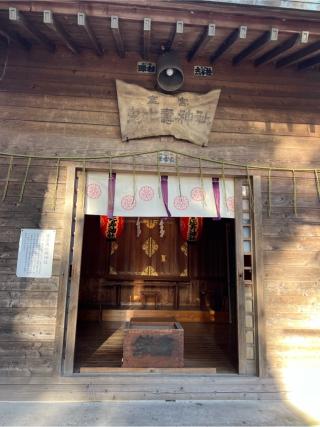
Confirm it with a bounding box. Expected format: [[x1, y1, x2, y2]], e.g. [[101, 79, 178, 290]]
[[53, 166, 76, 375], [235, 178, 247, 375], [63, 167, 86, 374], [252, 175, 267, 377]]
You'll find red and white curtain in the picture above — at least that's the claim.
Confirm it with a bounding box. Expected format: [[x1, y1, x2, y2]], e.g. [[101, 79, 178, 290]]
[[85, 172, 109, 215], [167, 176, 217, 218], [219, 179, 235, 218], [85, 172, 234, 219], [113, 173, 167, 217]]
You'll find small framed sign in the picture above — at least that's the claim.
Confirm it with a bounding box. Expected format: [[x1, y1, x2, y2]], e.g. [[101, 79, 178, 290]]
[[194, 66, 213, 77], [16, 229, 56, 278]]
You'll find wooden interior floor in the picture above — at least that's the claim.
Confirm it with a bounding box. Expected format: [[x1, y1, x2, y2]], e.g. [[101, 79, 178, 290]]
[[74, 320, 238, 373]]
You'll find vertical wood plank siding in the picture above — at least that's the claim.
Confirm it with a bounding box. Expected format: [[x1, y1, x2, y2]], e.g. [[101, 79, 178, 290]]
[[0, 46, 319, 383]]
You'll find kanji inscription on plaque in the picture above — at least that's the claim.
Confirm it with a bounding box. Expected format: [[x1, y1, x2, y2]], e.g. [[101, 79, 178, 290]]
[[116, 80, 221, 147]]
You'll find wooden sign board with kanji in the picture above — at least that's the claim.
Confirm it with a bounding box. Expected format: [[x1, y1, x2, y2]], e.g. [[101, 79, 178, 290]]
[[116, 80, 221, 147]]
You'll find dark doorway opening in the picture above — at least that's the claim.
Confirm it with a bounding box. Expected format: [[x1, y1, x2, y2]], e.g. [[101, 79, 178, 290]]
[[74, 216, 238, 372]]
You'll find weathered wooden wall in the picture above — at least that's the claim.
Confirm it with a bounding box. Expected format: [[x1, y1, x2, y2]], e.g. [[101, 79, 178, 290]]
[[0, 44, 319, 389]]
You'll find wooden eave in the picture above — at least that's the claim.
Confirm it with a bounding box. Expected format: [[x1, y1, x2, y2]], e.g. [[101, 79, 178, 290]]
[[175, 0, 320, 13], [1, 0, 320, 71]]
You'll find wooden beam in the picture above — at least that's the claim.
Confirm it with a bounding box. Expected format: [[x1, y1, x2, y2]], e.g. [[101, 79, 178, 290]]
[[232, 28, 278, 65], [142, 17, 151, 60], [187, 24, 215, 62], [210, 26, 247, 64], [2, 2, 320, 36], [77, 12, 103, 57], [43, 10, 79, 54], [167, 21, 184, 51], [111, 16, 125, 58], [0, 25, 31, 50], [276, 39, 320, 68], [297, 53, 320, 70], [9, 7, 55, 52], [254, 33, 299, 66]]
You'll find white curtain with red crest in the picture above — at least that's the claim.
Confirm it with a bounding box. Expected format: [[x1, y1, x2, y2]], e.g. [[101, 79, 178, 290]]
[[219, 178, 235, 218], [167, 176, 218, 217], [84, 172, 234, 219], [85, 172, 109, 215], [113, 173, 168, 217]]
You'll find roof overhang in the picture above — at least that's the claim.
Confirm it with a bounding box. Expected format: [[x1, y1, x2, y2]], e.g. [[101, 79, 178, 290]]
[[175, 0, 320, 13], [1, 0, 320, 73]]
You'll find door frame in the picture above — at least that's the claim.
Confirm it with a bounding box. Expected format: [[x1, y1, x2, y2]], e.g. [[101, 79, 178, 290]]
[[55, 166, 266, 376]]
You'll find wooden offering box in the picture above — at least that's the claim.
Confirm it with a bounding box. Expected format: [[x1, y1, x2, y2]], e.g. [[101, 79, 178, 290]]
[[122, 319, 184, 368]]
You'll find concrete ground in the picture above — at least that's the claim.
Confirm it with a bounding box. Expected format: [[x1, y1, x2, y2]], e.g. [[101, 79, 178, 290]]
[[0, 400, 316, 426]]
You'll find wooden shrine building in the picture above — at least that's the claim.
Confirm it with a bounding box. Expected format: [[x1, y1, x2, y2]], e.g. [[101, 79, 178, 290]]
[[0, 0, 319, 416]]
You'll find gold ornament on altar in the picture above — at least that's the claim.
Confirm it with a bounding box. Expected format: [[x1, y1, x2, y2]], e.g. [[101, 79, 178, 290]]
[[143, 219, 158, 229], [180, 242, 188, 256], [142, 237, 159, 258], [180, 268, 188, 277], [141, 266, 158, 276]]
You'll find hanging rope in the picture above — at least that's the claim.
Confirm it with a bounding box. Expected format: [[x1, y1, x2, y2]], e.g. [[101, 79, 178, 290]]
[[176, 155, 182, 197], [108, 157, 112, 180], [2, 156, 13, 202], [107, 157, 113, 218], [156, 153, 162, 198], [315, 169, 320, 202], [199, 157, 204, 191], [53, 158, 60, 211], [199, 157, 206, 207], [268, 168, 272, 217], [19, 157, 32, 203], [292, 169, 297, 216], [132, 155, 137, 200], [221, 161, 228, 213], [0, 149, 319, 218], [0, 148, 318, 174], [82, 160, 86, 211]]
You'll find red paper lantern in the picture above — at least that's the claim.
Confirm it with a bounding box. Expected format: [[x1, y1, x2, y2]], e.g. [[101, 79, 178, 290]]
[[180, 217, 204, 242], [100, 216, 125, 240]]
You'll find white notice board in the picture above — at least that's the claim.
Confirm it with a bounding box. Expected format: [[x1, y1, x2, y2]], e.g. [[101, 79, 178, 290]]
[[16, 229, 56, 278]]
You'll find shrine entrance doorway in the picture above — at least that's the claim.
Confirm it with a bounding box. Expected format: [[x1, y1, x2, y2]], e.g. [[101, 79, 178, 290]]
[[74, 215, 238, 373], [61, 170, 264, 377]]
